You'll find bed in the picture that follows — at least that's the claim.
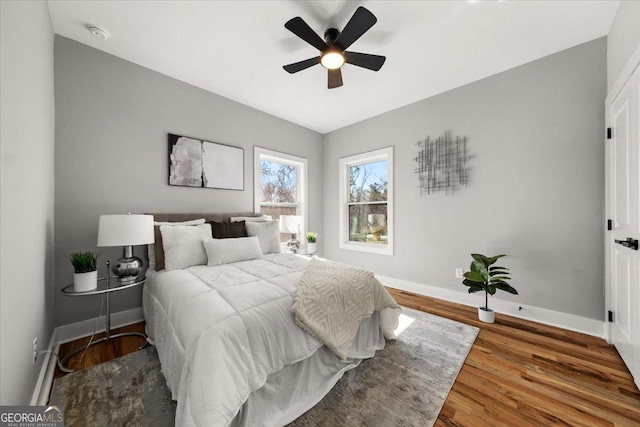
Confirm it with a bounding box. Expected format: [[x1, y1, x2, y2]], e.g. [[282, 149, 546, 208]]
[[142, 213, 400, 426]]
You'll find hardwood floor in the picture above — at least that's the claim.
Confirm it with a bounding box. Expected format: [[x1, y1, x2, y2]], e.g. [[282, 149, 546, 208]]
[[387, 288, 640, 427], [54, 323, 146, 379], [53, 290, 640, 426]]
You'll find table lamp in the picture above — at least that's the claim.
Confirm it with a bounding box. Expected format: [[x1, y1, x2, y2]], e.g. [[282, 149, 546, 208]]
[[97, 213, 154, 280], [367, 213, 387, 242], [279, 215, 303, 253]]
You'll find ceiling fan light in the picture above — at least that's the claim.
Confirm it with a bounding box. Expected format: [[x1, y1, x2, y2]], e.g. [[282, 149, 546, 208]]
[[321, 51, 345, 70]]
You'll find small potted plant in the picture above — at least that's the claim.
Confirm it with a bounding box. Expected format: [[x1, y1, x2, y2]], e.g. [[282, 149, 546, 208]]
[[70, 251, 99, 292], [462, 253, 517, 323], [306, 232, 318, 255]]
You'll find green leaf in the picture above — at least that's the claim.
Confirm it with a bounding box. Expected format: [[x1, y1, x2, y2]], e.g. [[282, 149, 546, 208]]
[[464, 271, 485, 282], [486, 254, 506, 266], [471, 260, 489, 281], [492, 281, 519, 295], [490, 266, 508, 271], [489, 269, 509, 276], [463, 279, 485, 288], [69, 251, 100, 273], [487, 285, 497, 295], [471, 253, 490, 267], [490, 276, 511, 282], [468, 286, 484, 294]]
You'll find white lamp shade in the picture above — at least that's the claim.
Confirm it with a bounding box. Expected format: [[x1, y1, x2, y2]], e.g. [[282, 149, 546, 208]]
[[279, 215, 303, 234], [97, 214, 154, 247], [367, 214, 386, 227]]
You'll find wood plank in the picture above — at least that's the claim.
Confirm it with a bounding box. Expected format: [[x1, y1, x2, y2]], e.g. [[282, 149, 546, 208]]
[[387, 287, 640, 426]]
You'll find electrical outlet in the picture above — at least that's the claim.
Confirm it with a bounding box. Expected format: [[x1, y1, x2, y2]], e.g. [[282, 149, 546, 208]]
[[32, 337, 38, 365], [455, 268, 464, 279]]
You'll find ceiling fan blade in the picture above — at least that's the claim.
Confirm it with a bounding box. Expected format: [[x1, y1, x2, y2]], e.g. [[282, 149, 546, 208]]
[[283, 57, 321, 74], [345, 51, 386, 71], [285, 17, 328, 52], [328, 68, 343, 89], [334, 7, 377, 51]]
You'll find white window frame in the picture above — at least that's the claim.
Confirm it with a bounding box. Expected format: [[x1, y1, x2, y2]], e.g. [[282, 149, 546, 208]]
[[254, 147, 308, 235], [339, 147, 393, 256]]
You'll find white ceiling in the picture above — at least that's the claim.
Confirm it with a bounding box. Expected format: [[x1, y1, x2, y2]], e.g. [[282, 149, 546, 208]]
[[47, 0, 619, 134]]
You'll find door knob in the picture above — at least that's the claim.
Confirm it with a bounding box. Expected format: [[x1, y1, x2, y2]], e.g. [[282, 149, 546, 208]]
[[614, 238, 639, 250]]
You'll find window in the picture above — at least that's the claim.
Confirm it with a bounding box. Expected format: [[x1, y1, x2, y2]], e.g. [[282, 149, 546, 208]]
[[339, 147, 393, 255], [254, 147, 307, 241]]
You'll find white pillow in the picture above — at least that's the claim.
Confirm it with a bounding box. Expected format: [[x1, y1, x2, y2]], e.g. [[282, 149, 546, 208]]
[[203, 236, 264, 266], [245, 221, 281, 254], [230, 215, 272, 222], [154, 219, 205, 226], [147, 218, 205, 270], [160, 223, 212, 271]]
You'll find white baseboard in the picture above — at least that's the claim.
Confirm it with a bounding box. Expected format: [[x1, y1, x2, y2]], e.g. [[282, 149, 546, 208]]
[[378, 275, 606, 339], [30, 307, 145, 405], [55, 307, 144, 345], [30, 330, 59, 406]]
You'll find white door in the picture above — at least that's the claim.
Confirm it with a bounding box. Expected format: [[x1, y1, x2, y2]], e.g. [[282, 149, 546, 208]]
[[607, 64, 640, 388]]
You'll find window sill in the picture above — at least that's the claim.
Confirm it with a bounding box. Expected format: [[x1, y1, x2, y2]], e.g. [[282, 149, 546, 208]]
[[339, 241, 393, 256]]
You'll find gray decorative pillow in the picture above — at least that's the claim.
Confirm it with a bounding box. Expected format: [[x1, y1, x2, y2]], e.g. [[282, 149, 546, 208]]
[[209, 220, 247, 239], [203, 236, 264, 266], [245, 220, 281, 254]]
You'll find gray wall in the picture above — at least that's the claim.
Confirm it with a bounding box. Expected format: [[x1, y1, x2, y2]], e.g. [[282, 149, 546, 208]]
[[322, 38, 607, 320], [54, 37, 323, 326], [607, 1, 640, 91], [0, 1, 56, 404]]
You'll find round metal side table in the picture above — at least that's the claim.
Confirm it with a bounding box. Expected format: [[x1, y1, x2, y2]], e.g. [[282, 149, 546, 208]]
[[59, 273, 147, 372]]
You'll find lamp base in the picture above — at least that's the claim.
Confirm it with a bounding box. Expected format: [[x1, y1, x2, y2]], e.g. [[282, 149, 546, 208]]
[[112, 246, 144, 280], [286, 239, 300, 253]]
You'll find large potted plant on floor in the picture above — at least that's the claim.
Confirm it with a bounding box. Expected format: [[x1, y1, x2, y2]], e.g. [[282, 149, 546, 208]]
[[462, 253, 517, 323], [70, 251, 99, 292]]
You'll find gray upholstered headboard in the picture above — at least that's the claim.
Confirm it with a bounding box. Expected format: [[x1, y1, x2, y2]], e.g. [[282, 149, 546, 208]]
[[144, 212, 263, 265], [149, 212, 262, 223]]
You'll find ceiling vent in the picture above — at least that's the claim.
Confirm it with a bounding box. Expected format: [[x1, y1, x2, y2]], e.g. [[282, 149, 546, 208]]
[[86, 25, 110, 40]]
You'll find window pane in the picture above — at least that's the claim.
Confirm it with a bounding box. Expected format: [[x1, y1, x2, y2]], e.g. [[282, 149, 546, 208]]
[[348, 203, 388, 245], [349, 161, 387, 202], [260, 160, 297, 203]]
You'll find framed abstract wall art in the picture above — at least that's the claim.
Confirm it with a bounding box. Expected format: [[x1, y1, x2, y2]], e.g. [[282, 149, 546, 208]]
[[168, 133, 244, 190]]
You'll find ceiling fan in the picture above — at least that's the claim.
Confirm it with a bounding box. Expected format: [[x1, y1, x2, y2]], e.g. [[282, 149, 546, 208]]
[[283, 6, 386, 89]]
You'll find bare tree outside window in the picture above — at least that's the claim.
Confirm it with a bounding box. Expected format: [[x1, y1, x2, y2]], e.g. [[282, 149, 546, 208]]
[[260, 161, 297, 204], [348, 160, 388, 244], [259, 159, 299, 242]]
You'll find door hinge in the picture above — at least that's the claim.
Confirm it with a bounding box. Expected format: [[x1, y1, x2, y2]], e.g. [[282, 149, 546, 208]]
[[607, 128, 612, 139], [607, 219, 612, 230], [608, 310, 614, 322]]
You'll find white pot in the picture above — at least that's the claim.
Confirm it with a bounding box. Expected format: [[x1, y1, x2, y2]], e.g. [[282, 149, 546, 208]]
[[307, 242, 317, 255], [478, 307, 495, 323], [74, 270, 98, 292]]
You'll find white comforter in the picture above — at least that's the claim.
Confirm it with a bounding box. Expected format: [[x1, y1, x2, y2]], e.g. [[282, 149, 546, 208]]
[[145, 254, 381, 427]]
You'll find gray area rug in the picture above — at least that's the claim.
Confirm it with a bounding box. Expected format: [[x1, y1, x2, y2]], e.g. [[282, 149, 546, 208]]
[[50, 307, 478, 426], [50, 346, 175, 427]]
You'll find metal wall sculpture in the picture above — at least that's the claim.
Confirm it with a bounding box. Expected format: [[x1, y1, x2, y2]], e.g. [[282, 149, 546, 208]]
[[414, 131, 474, 195]]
